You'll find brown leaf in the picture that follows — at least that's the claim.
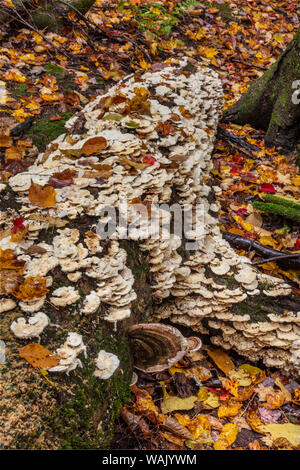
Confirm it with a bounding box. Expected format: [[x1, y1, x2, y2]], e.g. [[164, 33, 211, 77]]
[[28, 181, 56, 207], [80, 136, 107, 155], [159, 415, 193, 440], [0, 270, 23, 294], [0, 135, 13, 148]]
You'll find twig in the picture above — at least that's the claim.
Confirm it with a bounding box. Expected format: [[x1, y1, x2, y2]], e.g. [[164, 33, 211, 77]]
[[252, 253, 300, 266], [231, 59, 267, 71], [4, 6, 74, 61], [56, 0, 152, 63]]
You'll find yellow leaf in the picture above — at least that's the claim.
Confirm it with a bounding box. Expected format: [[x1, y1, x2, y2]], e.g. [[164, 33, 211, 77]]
[[273, 33, 284, 43], [259, 236, 278, 248], [239, 364, 265, 384], [218, 402, 242, 419], [260, 423, 300, 447], [197, 387, 209, 401], [228, 369, 252, 386], [207, 348, 235, 375], [214, 423, 238, 450], [202, 391, 220, 409], [160, 382, 197, 414], [292, 176, 300, 187]]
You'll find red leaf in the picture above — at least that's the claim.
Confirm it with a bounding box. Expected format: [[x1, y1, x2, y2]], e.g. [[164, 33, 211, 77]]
[[294, 238, 300, 251], [143, 156, 156, 166], [236, 208, 248, 217], [259, 183, 275, 193], [12, 217, 25, 234]]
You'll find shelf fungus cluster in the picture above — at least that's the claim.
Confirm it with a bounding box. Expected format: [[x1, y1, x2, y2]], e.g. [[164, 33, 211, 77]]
[[1, 58, 299, 376]]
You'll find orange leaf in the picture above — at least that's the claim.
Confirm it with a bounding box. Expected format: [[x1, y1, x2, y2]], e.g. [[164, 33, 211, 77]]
[[19, 343, 60, 369], [0, 248, 25, 273], [207, 348, 235, 375], [28, 181, 56, 207], [80, 136, 108, 155], [0, 135, 13, 148], [12, 276, 49, 300]]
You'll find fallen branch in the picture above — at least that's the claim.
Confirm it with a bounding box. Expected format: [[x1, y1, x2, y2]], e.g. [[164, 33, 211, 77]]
[[217, 127, 260, 158], [223, 232, 300, 270]]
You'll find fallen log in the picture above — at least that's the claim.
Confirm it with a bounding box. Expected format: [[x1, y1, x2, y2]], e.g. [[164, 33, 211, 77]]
[[1, 59, 299, 450]]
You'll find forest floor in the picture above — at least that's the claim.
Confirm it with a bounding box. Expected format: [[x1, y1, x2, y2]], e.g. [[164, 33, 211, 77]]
[[0, 0, 300, 450]]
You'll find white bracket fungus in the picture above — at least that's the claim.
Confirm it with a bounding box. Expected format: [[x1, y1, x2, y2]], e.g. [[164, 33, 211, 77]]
[[93, 350, 120, 380], [10, 312, 49, 340]]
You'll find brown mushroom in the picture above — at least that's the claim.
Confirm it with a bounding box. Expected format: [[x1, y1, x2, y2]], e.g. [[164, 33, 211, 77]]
[[187, 336, 202, 352], [128, 323, 189, 373]]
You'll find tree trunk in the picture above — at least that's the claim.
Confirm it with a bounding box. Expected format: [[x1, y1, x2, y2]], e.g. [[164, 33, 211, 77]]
[[223, 28, 300, 150], [1, 60, 299, 449]]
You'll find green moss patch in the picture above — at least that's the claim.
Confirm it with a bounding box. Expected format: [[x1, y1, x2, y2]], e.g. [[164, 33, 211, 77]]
[[27, 112, 73, 152]]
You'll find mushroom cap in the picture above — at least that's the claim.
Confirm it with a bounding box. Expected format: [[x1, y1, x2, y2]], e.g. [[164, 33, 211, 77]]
[[128, 323, 189, 373], [94, 350, 120, 380], [187, 336, 202, 352], [130, 371, 138, 386]]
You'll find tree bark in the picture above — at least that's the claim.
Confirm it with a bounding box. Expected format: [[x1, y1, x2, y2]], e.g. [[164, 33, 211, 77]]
[[223, 28, 300, 150]]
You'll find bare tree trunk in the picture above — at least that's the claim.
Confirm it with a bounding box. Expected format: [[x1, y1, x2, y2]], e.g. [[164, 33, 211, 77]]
[[224, 28, 300, 150]]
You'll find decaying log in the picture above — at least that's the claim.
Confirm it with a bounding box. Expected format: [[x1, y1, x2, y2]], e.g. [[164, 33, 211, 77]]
[[1, 59, 299, 449]]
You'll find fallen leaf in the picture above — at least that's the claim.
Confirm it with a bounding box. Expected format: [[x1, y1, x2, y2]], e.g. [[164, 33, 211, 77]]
[[206, 348, 235, 375], [214, 423, 238, 450], [80, 136, 108, 155], [19, 343, 60, 369], [28, 181, 56, 207], [259, 423, 300, 447]]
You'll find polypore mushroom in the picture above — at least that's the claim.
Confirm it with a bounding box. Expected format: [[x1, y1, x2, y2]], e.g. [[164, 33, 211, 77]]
[[93, 350, 120, 379], [10, 312, 49, 340], [187, 336, 202, 352], [82, 291, 101, 314], [128, 323, 189, 373], [0, 298, 17, 313], [50, 286, 80, 307], [48, 332, 87, 374]]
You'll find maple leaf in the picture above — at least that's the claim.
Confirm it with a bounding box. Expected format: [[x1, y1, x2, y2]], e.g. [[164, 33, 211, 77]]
[[13, 276, 49, 300], [28, 181, 56, 207], [12, 217, 25, 234]]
